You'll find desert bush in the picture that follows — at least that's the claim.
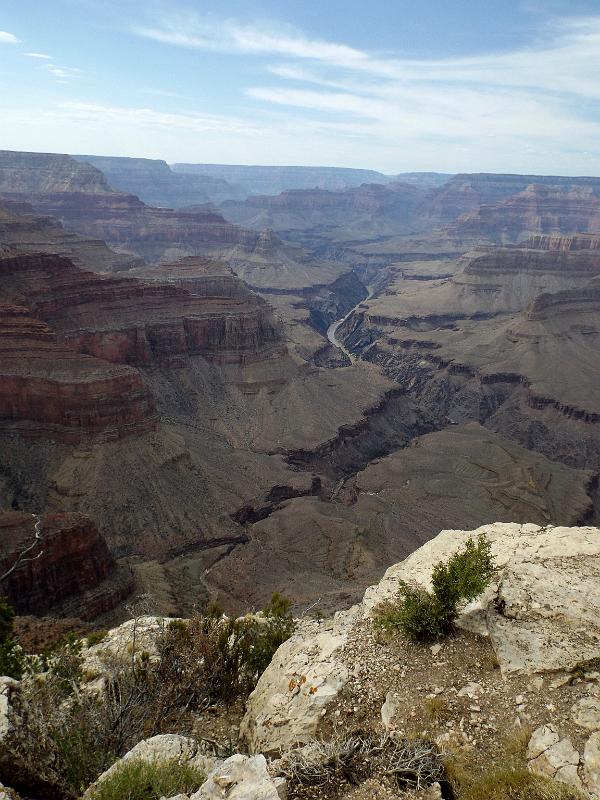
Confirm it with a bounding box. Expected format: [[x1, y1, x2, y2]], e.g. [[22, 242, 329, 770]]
[[0, 596, 25, 679], [374, 535, 494, 642], [279, 732, 443, 790], [7, 595, 295, 797], [88, 758, 205, 800]]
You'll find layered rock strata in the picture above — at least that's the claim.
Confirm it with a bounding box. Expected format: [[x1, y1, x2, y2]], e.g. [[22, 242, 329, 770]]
[[0, 511, 133, 618]]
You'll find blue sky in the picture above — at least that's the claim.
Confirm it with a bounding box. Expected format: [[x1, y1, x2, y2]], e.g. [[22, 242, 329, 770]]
[[1, 0, 600, 174]]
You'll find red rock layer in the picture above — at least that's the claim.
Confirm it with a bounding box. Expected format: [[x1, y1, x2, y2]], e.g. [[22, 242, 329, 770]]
[[0, 304, 156, 442], [0, 510, 133, 618], [0, 253, 282, 366]]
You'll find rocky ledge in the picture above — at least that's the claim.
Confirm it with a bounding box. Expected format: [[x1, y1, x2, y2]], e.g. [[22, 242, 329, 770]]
[[240, 522, 600, 797], [4, 521, 600, 799]]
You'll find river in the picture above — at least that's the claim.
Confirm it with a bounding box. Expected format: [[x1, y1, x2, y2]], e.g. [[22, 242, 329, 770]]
[[325, 286, 373, 364]]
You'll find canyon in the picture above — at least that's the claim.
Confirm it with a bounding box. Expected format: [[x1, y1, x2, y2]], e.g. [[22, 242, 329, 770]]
[[0, 148, 598, 625]]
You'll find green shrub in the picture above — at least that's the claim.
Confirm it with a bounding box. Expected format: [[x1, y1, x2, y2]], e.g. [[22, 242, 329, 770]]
[[374, 536, 494, 643], [86, 629, 108, 647], [89, 758, 205, 800], [0, 596, 24, 678]]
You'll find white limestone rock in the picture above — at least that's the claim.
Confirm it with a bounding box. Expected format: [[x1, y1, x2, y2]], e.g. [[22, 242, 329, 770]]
[[192, 754, 285, 799], [584, 732, 600, 798], [363, 523, 600, 675], [573, 697, 600, 732], [240, 611, 357, 755], [82, 616, 179, 679], [527, 725, 582, 791], [242, 523, 600, 756]]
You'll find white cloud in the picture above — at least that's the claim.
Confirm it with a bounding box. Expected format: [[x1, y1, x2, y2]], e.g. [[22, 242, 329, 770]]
[[0, 30, 19, 44], [46, 64, 81, 81], [57, 101, 264, 135], [5, 11, 600, 174], [134, 15, 367, 67], [24, 52, 52, 59]]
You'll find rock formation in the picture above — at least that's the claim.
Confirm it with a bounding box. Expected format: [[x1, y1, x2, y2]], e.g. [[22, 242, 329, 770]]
[[0, 252, 283, 367], [220, 182, 426, 241], [0, 198, 139, 272], [425, 172, 600, 225], [0, 150, 112, 194], [240, 522, 600, 798], [73, 154, 243, 206], [171, 163, 394, 195], [0, 302, 156, 442], [449, 184, 600, 243], [0, 511, 132, 618]]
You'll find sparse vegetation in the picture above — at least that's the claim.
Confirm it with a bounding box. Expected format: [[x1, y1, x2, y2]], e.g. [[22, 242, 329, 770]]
[[374, 535, 495, 642], [7, 595, 295, 798], [423, 695, 451, 724], [87, 758, 206, 800], [0, 596, 25, 679], [456, 768, 585, 800], [279, 732, 444, 790]]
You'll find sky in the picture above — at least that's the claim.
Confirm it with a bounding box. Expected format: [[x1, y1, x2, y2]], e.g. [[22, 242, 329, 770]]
[[1, 0, 600, 175]]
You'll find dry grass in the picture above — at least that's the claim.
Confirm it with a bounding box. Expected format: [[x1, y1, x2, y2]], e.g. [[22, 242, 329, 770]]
[[423, 696, 451, 724]]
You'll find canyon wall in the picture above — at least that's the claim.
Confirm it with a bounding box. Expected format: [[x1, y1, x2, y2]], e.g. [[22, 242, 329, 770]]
[[0, 511, 133, 618]]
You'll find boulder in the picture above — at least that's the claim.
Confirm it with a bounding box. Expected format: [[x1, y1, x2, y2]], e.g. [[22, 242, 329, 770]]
[[82, 616, 178, 679], [527, 725, 582, 790], [83, 734, 216, 798], [192, 754, 285, 799], [241, 523, 600, 755], [363, 523, 600, 674], [240, 611, 357, 755]]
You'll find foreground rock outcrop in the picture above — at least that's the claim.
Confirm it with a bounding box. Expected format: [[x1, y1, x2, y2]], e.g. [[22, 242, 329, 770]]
[[242, 523, 600, 771]]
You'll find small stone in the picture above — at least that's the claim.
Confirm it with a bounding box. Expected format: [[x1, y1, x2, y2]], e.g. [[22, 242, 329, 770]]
[[458, 682, 483, 698], [527, 725, 560, 760], [572, 696, 600, 731]]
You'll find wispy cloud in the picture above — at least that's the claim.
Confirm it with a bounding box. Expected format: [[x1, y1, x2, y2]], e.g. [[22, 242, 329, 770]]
[[24, 52, 52, 59], [58, 101, 264, 135], [46, 64, 81, 82], [134, 15, 367, 67], [124, 10, 600, 172], [0, 30, 19, 44]]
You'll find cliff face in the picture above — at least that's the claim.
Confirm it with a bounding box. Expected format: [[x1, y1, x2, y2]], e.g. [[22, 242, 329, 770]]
[[220, 182, 425, 238], [129, 256, 255, 299], [449, 185, 600, 243], [73, 154, 243, 207], [0, 150, 112, 194], [171, 163, 392, 195], [0, 303, 156, 442], [0, 198, 140, 272], [0, 511, 133, 618], [425, 172, 600, 224], [0, 253, 282, 366], [525, 233, 600, 251]]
